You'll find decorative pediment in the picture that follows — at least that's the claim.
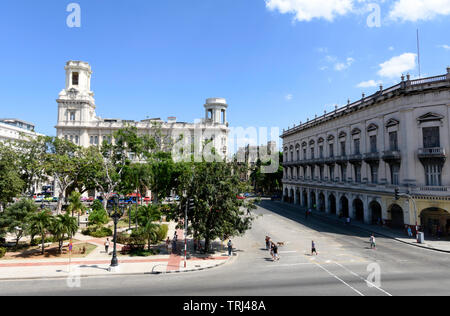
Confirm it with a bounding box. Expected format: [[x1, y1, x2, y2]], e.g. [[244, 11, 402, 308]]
[[338, 131, 347, 138], [284, 147, 288, 152], [309, 140, 315, 146], [417, 112, 444, 123], [367, 123, 379, 132], [289, 145, 294, 150], [302, 141, 307, 147], [327, 134, 335, 141], [351, 128, 361, 135], [295, 143, 301, 149], [318, 137, 325, 144], [386, 118, 400, 128]]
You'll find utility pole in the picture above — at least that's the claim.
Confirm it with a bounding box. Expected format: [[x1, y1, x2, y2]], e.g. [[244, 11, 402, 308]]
[[395, 188, 419, 235], [184, 200, 188, 268]]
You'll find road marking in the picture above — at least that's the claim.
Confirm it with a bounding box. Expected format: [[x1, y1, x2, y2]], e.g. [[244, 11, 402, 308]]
[[333, 262, 393, 297], [313, 262, 364, 296]]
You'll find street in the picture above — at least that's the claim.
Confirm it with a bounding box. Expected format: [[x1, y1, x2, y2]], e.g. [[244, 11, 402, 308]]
[[1, 200, 450, 296]]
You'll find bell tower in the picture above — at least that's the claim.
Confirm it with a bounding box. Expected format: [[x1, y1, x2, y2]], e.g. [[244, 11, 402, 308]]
[[204, 98, 228, 125], [56, 61, 97, 126]]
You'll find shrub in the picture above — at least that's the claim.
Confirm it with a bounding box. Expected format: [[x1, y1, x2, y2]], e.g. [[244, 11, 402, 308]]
[[82, 226, 112, 238], [0, 247, 6, 258], [156, 224, 169, 242], [117, 232, 130, 245], [127, 230, 146, 250], [30, 237, 54, 246]]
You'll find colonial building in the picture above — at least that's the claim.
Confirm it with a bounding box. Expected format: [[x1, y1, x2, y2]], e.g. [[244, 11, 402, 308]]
[[282, 68, 450, 236], [55, 61, 229, 158], [0, 119, 43, 143]]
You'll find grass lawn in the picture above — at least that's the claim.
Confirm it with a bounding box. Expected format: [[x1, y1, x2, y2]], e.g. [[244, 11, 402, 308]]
[[0, 242, 97, 260]]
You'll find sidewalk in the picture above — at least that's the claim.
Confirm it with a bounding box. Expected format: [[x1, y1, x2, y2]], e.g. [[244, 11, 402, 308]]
[[273, 201, 450, 253], [0, 221, 233, 280]]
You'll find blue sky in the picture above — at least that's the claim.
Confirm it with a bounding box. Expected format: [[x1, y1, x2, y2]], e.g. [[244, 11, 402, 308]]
[[0, 0, 449, 146]]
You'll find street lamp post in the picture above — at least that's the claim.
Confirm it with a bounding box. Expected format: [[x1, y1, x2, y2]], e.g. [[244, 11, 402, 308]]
[[108, 196, 124, 269]]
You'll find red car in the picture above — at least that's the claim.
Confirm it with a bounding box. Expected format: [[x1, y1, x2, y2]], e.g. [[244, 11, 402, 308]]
[[237, 195, 246, 200]]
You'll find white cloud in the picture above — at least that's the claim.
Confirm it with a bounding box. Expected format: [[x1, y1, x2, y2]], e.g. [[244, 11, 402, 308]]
[[285, 94, 293, 101], [357, 80, 382, 88], [377, 53, 417, 78], [389, 0, 450, 22], [388, 46, 395, 51], [265, 0, 354, 22], [334, 57, 355, 71], [438, 44, 450, 51]]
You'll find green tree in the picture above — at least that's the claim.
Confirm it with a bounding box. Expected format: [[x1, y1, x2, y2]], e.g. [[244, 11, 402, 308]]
[[0, 144, 24, 211], [51, 213, 78, 253], [28, 209, 53, 254], [66, 191, 86, 225], [171, 161, 256, 253], [44, 137, 80, 214], [88, 207, 109, 228], [0, 199, 37, 248]]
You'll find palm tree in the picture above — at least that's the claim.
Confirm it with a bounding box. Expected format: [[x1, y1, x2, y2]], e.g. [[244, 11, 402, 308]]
[[136, 205, 162, 251], [67, 191, 86, 225], [51, 214, 78, 253], [28, 209, 53, 254]]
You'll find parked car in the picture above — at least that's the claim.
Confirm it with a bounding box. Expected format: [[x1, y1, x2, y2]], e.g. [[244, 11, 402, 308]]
[[52, 197, 59, 202], [237, 195, 246, 200]]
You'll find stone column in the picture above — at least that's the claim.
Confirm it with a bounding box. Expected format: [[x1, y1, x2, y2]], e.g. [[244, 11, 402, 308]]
[[324, 191, 330, 214]]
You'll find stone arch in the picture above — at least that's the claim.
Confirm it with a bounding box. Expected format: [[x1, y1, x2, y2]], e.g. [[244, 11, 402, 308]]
[[310, 190, 317, 209], [420, 207, 450, 237], [369, 200, 382, 225], [328, 193, 337, 215], [388, 204, 404, 228], [302, 189, 308, 208], [339, 195, 349, 218], [318, 192, 326, 212], [353, 198, 365, 222]]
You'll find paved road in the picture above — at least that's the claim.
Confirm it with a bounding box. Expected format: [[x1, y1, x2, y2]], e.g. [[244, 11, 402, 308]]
[[1, 201, 450, 296]]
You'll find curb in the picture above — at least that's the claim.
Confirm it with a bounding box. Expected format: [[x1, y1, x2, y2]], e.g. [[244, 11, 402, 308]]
[[0, 253, 236, 281], [272, 201, 450, 254]]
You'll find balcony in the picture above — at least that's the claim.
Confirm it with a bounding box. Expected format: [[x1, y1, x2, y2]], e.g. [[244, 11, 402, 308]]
[[364, 152, 380, 163], [348, 153, 363, 164], [418, 147, 447, 162], [335, 156, 348, 164], [382, 150, 402, 163]]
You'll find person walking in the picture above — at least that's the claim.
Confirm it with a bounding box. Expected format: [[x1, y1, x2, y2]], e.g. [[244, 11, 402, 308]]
[[273, 243, 279, 261], [370, 234, 376, 250], [311, 240, 318, 256], [165, 237, 170, 253], [227, 240, 233, 256], [104, 238, 110, 254], [265, 236, 271, 250]]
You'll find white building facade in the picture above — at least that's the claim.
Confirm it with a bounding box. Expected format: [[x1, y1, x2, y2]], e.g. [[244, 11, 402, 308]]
[[55, 61, 229, 158], [0, 119, 44, 143], [282, 68, 450, 236]]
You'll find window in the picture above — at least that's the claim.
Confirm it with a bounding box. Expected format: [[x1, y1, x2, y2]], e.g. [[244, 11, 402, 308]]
[[340, 142, 346, 156], [425, 164, 442, 186], [311, 148, 315, 159], [303, 166, 307, 178], [90, 136, 94, 145], [329, 144, 334, 157], [290, 151, 293, 161], [311, 166, 315, 180], [319, 146, 324, 158], [329, 165, 335, 182], [341, 165, 347, 182], [354, 165, 361, 183], [296, 150, 300, 161], [370, 136, 377, 153], [303, 149, 307, 160], [69, 111, 76, 121], [389, 132, 398, 151], [423, 127, 440, 148], [353, 139, 360, 155], [391, 164, 400, 185], [319, 166, 324, 181], [72, 72, 79, 85], [75, 135, 79, 144], [370, 165, 378, 184]]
